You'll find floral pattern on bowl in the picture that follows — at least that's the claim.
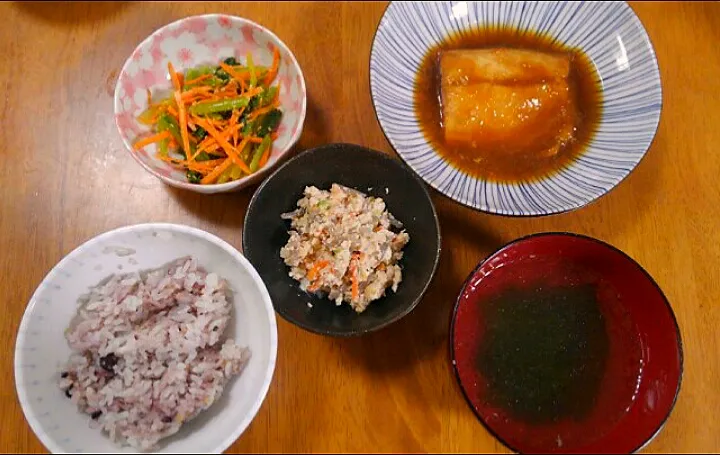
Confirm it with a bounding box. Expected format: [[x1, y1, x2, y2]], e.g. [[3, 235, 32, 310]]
[[114, 14, 307, 193]]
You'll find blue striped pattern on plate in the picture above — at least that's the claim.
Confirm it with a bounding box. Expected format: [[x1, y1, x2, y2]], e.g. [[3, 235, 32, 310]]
[[370, 1, 661, 216]]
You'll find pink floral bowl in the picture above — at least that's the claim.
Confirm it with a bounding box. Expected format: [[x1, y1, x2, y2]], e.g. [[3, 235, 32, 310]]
[[114, 14, 307, 194]]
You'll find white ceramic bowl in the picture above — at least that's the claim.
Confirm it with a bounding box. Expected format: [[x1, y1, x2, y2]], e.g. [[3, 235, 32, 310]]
[[114, 14, 307, 194], [370, 1, 662, 216], [14, 223, 278, 453]]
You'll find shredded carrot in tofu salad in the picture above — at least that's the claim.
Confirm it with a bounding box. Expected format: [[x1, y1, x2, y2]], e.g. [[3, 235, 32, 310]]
[[134, 47, 283, 184]]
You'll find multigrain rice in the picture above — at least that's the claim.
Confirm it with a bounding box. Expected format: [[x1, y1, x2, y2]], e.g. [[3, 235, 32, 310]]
[[58, 257, 250, 450]]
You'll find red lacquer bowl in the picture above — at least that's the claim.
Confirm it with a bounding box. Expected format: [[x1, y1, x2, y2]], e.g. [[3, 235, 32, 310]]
[[451, 233, 683, 454]]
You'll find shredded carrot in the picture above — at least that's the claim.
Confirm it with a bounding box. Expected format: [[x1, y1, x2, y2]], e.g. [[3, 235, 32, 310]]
[[184, 73, 212, 86], [351, 277, 358, 300], [229, 109, 242, 147], [264, 46, 281, 85], [186, 158, 227, 175], [306, 261, 329, 281], [192, 134, 226, 158], [159, 155, 224, 169], [247, 101, 279, 121], [258, 145, 271, 168], [226, 70, 251, 80], [192, 141, 221, 160], [228, 109, 240, 127], [198, 135, 215, 147], [193, 117, 252, 174], [158, 154, 181, 165], [189, 158, 224, 168], [198, 140, 219, 152], [148, 111, 162, 124], [219, 63, 250, 86], [349, 253, 361, 301], [168, 62, 181, 91], [200, 158, 233, 184], [173, 91, 192, 158], [159, 153, 205, 166], [205, 116, 226, 128], [133, 131, 171, 150], [248, 137, 264, 144], [229, 136, 252, 173], [166, 105, 179, 118], [181, 86, 213, 101], [218, 80, 239, 96]]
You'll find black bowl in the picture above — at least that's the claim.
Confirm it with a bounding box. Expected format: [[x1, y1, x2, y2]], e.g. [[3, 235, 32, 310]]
[[242, 143, 441, 337]]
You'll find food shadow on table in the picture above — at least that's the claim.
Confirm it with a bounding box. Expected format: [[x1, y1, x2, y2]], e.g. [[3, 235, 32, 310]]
[[12, 1, 132, 24], [165, 184, 255, 230], [340, 199, 505, 374], [293, 93, 331, 151], [533, 124, 668, 237]]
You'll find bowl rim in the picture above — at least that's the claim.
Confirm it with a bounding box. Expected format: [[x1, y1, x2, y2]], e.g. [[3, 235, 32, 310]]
[[14, 222, 279, 454], [242, 142, 443, 337], [368, 1, 664, 217], [113, 13, 308, 193], [448, 231, 684, 454]]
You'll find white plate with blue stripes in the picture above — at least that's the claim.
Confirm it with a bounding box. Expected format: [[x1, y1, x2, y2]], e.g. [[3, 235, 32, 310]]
[[370, 1, 661, 216]]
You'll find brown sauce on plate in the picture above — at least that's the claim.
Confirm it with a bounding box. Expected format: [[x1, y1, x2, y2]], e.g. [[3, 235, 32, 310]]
[[414, 28, 602, 183]]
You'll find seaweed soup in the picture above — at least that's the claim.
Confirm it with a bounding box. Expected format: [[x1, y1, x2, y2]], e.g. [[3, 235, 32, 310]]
[[480, 283, 608, 423], [475, 255, 642, 448]]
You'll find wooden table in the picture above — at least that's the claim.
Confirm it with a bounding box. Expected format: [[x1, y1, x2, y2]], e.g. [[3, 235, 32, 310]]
[[1, 1, 718, 453]]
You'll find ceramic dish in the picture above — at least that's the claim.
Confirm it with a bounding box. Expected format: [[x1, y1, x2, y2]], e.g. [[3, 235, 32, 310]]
[[370, 1, 662, 216], [242, 143, 441, 337], [114, 14, 307, 193], [15, 223, 278, 453], [451, 233, 682, 453]]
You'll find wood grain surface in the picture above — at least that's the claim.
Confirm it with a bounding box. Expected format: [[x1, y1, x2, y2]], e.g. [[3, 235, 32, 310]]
[[1, 2, 718, 453]]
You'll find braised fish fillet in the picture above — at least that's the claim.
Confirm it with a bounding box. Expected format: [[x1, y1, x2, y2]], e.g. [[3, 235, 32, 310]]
[[440, 48, 576, 157], [440, 48, 571, 84]]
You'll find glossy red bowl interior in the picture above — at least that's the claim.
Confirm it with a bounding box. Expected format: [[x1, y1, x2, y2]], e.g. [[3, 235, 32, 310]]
[[451, 233, 683, 454]]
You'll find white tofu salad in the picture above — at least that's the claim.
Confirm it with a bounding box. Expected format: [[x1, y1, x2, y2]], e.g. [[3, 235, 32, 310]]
[[280, 184, 410, 313]]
